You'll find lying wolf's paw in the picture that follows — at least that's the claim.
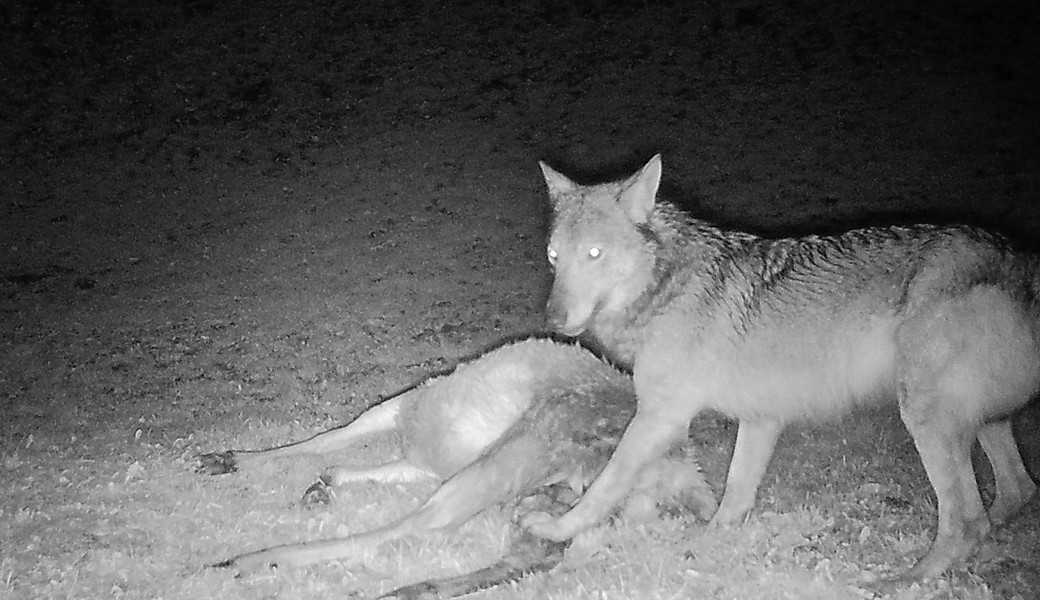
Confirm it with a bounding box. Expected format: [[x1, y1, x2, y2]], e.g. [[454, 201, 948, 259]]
[[194, 451, 238, 475], [209, 551, 280, 577], [207, 558, 237, 571], [206, 557, 259, 579], [300, 475, 335, 507]]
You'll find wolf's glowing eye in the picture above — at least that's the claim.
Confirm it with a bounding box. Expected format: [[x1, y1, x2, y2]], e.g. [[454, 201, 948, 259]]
[[588, 247, 601, 259], [547, 247, 558, 265]]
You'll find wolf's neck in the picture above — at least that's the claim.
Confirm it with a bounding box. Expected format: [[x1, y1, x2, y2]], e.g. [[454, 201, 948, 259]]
[[586, 202, 756, 367], [650, 202, 755, 265]]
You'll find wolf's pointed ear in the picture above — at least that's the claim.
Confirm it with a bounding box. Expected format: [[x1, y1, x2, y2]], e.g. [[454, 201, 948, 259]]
[[540, 161, 578, 206], [618, 154, 662, 224]]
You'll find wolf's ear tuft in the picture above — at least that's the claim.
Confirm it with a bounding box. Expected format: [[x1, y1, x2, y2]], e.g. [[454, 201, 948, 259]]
[[619, 154, 662, 225], [540, 161, 578, 206]]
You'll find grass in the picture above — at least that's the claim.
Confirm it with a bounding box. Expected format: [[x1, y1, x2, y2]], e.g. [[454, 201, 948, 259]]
[[4, 391, 1035, 599]]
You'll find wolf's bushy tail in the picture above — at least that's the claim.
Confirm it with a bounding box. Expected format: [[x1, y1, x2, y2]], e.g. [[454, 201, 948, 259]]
[[378, 497, 572, 600]]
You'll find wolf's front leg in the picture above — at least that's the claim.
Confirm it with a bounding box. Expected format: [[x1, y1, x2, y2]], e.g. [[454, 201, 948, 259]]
[[710, 419, 782, 525], [522, 410, 689, 541]]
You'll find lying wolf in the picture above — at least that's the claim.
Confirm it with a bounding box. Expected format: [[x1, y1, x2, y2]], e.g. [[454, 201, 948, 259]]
[[196, 338, 716, 597], [524, 154, 1039, 582]]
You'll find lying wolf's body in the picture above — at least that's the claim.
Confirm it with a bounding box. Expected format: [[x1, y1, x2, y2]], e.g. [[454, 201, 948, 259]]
[[197, 338, 716, 597], [523, 155, 1040, 582]]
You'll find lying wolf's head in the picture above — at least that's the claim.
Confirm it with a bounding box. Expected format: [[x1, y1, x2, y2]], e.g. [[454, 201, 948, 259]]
[[541, 155, 662, 337]]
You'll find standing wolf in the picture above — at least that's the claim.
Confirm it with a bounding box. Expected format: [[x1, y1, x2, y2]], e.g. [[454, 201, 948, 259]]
[[523, 155, 1040, 581], [197, 338, 715, 597]]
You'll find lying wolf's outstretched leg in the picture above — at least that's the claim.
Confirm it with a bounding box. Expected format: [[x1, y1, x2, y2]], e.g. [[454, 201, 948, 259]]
[[217, 435, 543, 574], [300, 461, 436, 507], [218, 485, 469, 574], [324, 459, 434, 485], [214, 515, 417, 575], [195, 396, 404, 475]]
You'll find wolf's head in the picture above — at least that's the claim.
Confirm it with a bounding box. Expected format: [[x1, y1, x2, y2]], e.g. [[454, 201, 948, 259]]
[[541, 155, 662, 337]]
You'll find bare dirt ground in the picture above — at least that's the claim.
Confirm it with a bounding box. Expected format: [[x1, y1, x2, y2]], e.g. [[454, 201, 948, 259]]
[[2, 1, 1039, 599]]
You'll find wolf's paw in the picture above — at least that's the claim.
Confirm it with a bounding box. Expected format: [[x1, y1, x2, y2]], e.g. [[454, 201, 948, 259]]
[[520, 511, 569, 542], [301, 475, 335, 507], [207, 558, 235, 570], [206, 557, 246, 574], [707, 503, 751, 527], [194, 451, 238, 475], [206, 556, 259, 579]]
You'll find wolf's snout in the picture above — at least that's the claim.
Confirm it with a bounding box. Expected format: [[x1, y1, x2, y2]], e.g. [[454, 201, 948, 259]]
[[545, 290, 575, 334]]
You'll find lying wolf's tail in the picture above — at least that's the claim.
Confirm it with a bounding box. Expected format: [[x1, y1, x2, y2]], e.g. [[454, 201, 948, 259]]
[[378, 532, 569, 600], [378, 491, 573, 600]]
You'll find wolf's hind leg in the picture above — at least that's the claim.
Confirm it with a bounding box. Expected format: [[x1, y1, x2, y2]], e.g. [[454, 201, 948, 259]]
[[199, 396, 405, 474], [894, 285, 1040, 580], [977, 419, 1037, 524], [325, 459, 435, 485], [221, 489, 454, 574], [899, 400, 989, 580], [710, 419, 782, 525], [302, 460, 436, 505], [223, 440, 524, 573], [300, 461, 437, 507], [218, 515, 418, 575]]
